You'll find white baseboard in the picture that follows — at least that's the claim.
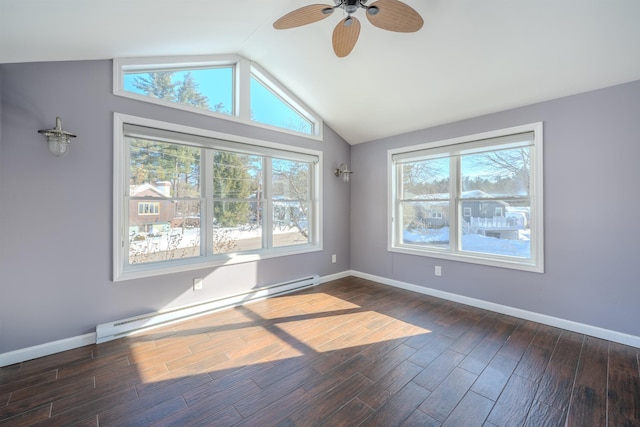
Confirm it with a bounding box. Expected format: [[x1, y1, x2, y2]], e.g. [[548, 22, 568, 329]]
[[0, 333, 96, 368], [318, 270, 352, 284], [348, 270, 640, 349]]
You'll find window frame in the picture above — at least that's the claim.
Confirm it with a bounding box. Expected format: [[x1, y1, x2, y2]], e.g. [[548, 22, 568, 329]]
[[113, 55, 323, 140], [113, 113, 323, 281], [388, 122, 544, 273]]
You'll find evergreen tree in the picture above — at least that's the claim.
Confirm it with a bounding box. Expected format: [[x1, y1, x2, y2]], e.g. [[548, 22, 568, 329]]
[[214, 151, 252, 227], [176, 72, 210, 109], [133, 71, 178, 100], [132, 71, 226, 113]]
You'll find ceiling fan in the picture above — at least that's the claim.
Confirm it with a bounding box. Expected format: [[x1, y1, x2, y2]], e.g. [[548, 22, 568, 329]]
[[273, 0, 423, 57]]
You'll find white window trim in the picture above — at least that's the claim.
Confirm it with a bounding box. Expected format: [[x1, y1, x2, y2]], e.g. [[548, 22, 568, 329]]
[[113, 113, 323, 282], [113, 55, 323, 141], [387, 122, 544, 273]]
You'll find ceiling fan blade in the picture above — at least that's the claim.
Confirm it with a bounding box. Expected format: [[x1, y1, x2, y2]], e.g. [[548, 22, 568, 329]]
[[332, 16, 361, 57], [366, 0, 423, 33], [273, 4, 334, 29]]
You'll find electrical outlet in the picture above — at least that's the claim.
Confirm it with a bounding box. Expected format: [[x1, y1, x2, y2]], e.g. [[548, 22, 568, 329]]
[[435, 266, 442, 277], [332, 254, 337, 263], [193, 278, 203, 291]]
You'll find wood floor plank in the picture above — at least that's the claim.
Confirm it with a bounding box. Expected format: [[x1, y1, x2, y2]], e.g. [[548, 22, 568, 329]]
[[549, 330, 584, 369], [449, 316, 496, 355], [304, 354, 372, 397], [186, 405, 243, 427], [362, 381, 431, 426], [0, 376, 94, 422], [513, 343, 553, 383], [534, 358, 576, 412], [321, 397, 373, 427], [399, 409, 441, 427], [459, 339, 503, 375], [565, 336, 608, 426], [154, 378, 259, 426], [413, 349, 465, 391], [607, 368, 640, 426], [609, 341, 640, 376], [233, 366, 320, 418], [0, 404, 51, 427], [486, 374, 537, 426], [232, 387, 309, 427], [99, 395, 187, 427], [360, 343, 417, 382], [419, 367, 478, 422], [289, 373, 373, 427], [407, 334, 455, 368], [442, 390, 494, 427], [358, 359, 423, 410], [496, 321, 539, 362], [470, 354, 518, 401], [0, 369, 58, 396], [523, 400, 566, 427], [39, 386, 139, 426]]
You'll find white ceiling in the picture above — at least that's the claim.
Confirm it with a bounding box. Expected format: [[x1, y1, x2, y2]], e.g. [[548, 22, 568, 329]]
[[2, 0, 640, 144]]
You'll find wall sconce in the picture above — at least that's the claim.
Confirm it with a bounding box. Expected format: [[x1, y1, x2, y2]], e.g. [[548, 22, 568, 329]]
[[38, 116, 77, 157], [334, 162, 353, 182]]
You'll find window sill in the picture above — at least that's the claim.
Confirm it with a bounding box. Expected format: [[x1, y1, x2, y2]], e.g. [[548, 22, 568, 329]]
[[389, 245, 543, 274], [115, 244, 322, 282]]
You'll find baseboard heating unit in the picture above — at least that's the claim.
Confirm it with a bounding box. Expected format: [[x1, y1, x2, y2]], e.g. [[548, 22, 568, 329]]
[[96, 275, 319, 344]]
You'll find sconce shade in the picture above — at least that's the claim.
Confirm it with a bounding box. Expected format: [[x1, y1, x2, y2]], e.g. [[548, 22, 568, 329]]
[[38, 116, 76, 157], [334, 162, 353, 182]]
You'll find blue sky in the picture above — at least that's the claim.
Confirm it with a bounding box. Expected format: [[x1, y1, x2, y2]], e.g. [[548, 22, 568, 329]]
[[124, 67, 311, 134]]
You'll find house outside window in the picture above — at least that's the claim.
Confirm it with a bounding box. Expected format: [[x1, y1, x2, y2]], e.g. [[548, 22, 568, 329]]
[[138, 202, 160, 215], [114, 113, 322, 281], [389, 123, 544, 272]]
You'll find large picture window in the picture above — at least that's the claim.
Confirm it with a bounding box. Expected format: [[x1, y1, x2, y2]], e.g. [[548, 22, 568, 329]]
[[389, 123, 543, 272], [114, 114, 321, 281]]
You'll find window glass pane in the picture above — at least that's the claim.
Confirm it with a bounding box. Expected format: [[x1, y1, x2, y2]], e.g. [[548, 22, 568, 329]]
[[213, 151, 262, 199], [459, 146, 531, 258], [461, 147, 530, 197], [272, 158, 310, 199], [124, 67, 233, 115], [250, 76, 312, 135], [273, 201, 310, 247], [401, 158, 449, 200], [460, 200, 530, 258], [213, 201, 263, 253], [128, 138, 202, 265], [399, 201, 450, 249], [129, 138, 201, 198], [129, 200, 201, 264], [213, 151, 264, 254]]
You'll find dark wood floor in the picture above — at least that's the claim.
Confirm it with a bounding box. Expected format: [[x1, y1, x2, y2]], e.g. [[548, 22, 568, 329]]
[[1, 276, 639, 426]]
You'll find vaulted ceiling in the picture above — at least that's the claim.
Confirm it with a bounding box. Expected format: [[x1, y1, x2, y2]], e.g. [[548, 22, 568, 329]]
[[2, 0, 640, 144]]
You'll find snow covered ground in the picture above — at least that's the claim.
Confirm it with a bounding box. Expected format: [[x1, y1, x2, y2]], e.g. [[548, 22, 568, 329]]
[[403, 227, 530, 258]]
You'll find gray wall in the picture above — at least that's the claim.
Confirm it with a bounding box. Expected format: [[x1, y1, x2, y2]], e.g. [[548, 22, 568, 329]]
[[351, 80, 640, 338], [0, 60, 351, 353]]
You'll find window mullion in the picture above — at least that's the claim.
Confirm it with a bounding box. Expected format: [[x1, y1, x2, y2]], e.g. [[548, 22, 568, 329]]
[[450, 155, 460, 253], [202, 148, 214, 257], [264, 158, 273, 249], [237, 57, 251, 121]]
